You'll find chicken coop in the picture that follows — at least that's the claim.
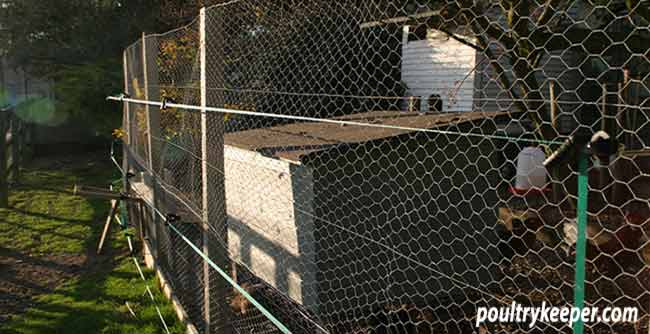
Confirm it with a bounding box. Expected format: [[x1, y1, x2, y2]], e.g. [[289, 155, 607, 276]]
[[116, 0, 650, 333], [222, 110, 513, 319]]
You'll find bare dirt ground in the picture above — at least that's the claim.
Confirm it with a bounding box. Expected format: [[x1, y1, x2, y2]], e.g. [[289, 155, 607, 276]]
[[0, 250, 85, 323]]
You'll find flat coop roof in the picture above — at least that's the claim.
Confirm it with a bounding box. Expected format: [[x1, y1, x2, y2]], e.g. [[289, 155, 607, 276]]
[[224, 110, 506, 163]]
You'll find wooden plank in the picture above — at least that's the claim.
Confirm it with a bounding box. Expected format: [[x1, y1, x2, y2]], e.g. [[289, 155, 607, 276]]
[[360, 10, 440, 29], [74, 185, 126, 200], [97, 199, 119, 254]]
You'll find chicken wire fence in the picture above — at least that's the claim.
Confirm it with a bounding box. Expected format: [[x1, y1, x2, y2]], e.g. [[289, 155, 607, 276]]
[[112, 0, 650, 333]]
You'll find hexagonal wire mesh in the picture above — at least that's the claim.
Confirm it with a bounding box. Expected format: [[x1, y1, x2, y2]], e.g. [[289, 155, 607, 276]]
[[116, 0, 650, 333]]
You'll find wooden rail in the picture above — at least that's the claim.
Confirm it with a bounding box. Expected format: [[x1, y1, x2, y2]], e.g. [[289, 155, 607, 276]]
[[0, 107, 31, 208]]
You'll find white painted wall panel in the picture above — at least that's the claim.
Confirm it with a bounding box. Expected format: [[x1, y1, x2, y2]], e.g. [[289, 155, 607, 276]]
[[224, 145, 318, 311], [401, 30, 476, 113]]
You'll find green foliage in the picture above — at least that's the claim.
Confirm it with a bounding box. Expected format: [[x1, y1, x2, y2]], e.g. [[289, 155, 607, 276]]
[[53, 61, 123, 137], [14, 97, 61, 127], [0, 0, 234, 138], [0, 0, 163, 138], [0, 90, 8, 108], [0, 0, 162, 68]]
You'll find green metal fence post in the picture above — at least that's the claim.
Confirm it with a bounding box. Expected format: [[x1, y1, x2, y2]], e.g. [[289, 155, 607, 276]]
[[573, 151, 589, 334]]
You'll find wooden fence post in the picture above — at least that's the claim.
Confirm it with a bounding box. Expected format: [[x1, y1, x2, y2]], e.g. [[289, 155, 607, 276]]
[[200, 7, 232, 334], [143, 32, 161, 261], [8, 115, 19, 183], [5, 115, 12, 183], [0, 112, 8, 208], [0, 58, 6, 207], [16, 118, 23, 181]]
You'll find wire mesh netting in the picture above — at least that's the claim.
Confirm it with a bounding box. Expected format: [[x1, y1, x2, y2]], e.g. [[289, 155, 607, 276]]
[[118, 0, 650, 333]]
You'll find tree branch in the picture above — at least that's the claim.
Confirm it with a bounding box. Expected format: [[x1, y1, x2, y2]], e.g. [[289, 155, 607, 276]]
[[626, 0, 650, 23], [471, 24, 525, 111], [437, 28, 481, 51], [536, 0, 569, 27]]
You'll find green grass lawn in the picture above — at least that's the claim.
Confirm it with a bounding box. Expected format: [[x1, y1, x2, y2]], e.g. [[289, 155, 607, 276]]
[[0, 152, 184, 334]]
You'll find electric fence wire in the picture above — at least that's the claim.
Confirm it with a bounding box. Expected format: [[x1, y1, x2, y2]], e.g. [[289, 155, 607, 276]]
[[115, 134, 556, 311], [107, 96, 567, 146], [122, 169, 294, 334], [116, 1, 650, 332], [108, 179, 172, 334]]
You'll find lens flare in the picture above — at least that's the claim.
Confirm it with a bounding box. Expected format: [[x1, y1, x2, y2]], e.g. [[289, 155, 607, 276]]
[[14, 96, 67, 126]]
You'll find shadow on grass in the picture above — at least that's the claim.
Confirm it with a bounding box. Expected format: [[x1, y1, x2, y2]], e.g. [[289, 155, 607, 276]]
[[0, 217, 88, 242], [0, 246, 83, 274], [8, 185, 76, 196], [0, 152, 182, 334], [8, 208, 92, 225]]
